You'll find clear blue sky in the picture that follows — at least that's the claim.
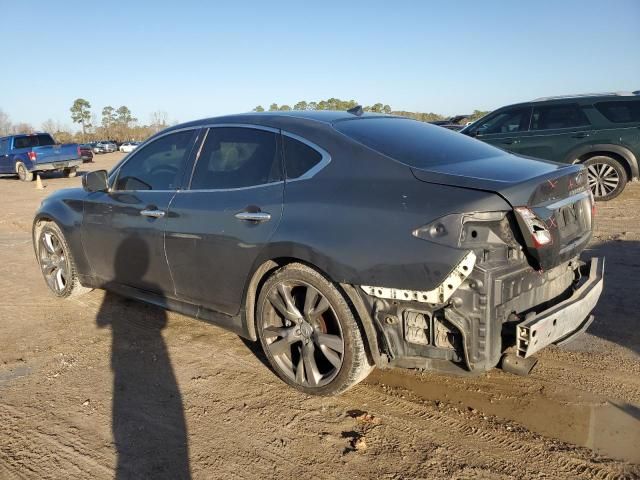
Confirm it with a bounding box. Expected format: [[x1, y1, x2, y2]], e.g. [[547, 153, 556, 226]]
[[1, 0, 638, 129]]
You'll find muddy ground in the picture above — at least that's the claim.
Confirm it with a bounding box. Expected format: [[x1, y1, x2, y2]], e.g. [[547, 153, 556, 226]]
[[0, 153, 639, 479]]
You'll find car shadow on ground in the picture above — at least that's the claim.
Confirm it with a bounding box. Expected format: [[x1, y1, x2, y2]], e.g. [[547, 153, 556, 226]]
[[96, 236, 191, 479], [583, 239, 640, 356]]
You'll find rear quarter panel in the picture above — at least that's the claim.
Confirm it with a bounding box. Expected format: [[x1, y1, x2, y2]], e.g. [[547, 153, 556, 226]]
[[260, 132, 512, 292]]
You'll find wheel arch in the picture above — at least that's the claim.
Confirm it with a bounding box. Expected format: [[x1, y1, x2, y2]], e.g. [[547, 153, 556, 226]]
[[241, 256, 385, 367], [568, 144, 639, 180]]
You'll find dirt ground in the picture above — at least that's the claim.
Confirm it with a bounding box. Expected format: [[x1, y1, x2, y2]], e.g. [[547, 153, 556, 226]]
[[1, 153, 639, 479]]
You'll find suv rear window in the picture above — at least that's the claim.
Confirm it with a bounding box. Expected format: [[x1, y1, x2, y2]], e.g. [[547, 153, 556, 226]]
[[595, 100, 640, 123], [13, 134, 55, 149], [334, 117, 502, 167]]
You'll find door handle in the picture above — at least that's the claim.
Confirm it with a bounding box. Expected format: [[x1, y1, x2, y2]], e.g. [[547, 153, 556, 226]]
[[140, 209, 166, 218], [572, 133, 590, 139], [501, 139, 518, 145], [235, 211, 271, 222]]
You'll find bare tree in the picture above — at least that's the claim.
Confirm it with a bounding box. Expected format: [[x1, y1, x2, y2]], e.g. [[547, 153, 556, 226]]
[[0, 109, 11, 136], [150, 110, 168, 133]]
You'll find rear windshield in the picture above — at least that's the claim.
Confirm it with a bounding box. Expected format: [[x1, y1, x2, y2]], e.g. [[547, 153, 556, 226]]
[[595, 100, 640, 123], [333, 117, 502, 168], [13, 134, 55, 149]]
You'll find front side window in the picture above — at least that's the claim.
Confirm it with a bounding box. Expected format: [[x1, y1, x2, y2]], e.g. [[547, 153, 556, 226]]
[[283, 135, 323, 179], [595, 100, 640, 123], [475, 107, 531, 135], [190, 127, 281, 189], [114, 129, 195, 191], [531, 104, 590, 130]]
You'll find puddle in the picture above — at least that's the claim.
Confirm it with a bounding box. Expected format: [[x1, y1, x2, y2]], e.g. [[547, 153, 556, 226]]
[[0, 364, 31, 387], [369, 369, 640, 463]]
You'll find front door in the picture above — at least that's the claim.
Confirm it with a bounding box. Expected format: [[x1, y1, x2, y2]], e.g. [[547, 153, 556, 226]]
[[165, 126, 284, 316], [82, 128, 199, 295], [472, 106, 533, 155]]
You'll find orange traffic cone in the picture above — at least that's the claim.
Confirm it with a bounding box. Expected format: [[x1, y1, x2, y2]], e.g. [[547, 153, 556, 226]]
[[36, 174, 44, 190]]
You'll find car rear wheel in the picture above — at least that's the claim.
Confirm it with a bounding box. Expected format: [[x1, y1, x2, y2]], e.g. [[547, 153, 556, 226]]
[[584, 156, 627, 201], [35, 221, 92, 298], [256, 263, 372, 396], [16, 162, 34, 182]]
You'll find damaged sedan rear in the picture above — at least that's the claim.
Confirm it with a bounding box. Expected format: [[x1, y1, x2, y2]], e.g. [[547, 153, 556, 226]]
[[33, 110, 603, 395]]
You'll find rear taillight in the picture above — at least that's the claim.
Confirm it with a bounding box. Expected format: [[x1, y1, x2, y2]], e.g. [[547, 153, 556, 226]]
[[27, 151, 37, 161], [77, 146, 81, 157], [514, 207, 552, 247]]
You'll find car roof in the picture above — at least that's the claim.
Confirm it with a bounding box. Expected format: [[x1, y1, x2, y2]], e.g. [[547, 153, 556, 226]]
[[164, 110, 396, 133], [496, 92, 640, 110]]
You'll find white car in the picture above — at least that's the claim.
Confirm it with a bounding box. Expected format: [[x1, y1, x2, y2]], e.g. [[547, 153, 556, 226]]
[[119, 142, 140, 153]]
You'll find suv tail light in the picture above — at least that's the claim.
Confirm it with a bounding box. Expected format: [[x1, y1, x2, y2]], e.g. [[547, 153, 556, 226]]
[[514, 207, 552, 247], [77, 146, 82, 157], [27, 151, 37, 161]]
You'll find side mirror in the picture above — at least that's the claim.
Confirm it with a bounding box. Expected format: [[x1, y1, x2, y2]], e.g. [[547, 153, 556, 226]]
[[83, 170, 109, 192]]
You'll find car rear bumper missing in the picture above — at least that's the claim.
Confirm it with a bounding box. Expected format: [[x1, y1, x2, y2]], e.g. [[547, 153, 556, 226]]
[[516, 257, 604, 358]]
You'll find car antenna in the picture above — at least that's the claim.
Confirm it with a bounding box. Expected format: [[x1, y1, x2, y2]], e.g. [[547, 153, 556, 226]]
[[347, 105, 364, 116]]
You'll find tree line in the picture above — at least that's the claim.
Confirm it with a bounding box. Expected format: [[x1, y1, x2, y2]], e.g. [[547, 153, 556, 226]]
[[1, 97, 490, 144], [0, 100, 173, 144], [253, 97, 489, 123]]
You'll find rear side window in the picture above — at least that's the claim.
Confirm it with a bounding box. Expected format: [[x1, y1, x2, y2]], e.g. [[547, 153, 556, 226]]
[[334, 117, 502, 168], [0, 139, 7, 155], [191, 127, 281, 189], [13, 134, 56, 149], [283, 136, 323, 179], [595, 100, 640, 123], [531, 104, 590, 130]]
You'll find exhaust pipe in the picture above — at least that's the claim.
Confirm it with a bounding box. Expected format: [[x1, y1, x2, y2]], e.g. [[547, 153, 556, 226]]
[[500, 353, 538, 376]]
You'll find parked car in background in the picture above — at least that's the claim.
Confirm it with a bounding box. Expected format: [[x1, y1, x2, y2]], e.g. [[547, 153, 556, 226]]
[[430, 114, 471, 131], [119, 142, 140, 153], [79, 144, 94, 163], [90, 143, 105, 154], [33, 110, 602, 395], [97, 141, 117, 153], [0, 132, 81, 181], [461, 92, 640, 200]]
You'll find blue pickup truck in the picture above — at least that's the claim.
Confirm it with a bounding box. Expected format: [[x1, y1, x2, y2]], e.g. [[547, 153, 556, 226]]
[[0, 133, 82, 181]]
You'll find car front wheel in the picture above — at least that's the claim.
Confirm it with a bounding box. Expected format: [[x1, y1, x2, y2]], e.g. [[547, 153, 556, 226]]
[[584, 156, 627, 201], [34, 221, 92, 298], [256, 263, 372, 396]]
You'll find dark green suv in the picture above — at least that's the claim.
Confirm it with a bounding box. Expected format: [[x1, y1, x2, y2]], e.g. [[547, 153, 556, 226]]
[[461, 92, 640, 200]]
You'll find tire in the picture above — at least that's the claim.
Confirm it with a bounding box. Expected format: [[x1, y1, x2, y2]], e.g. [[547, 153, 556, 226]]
[[583, 156, 627, 201], [256, 263, 373, 396], [34, 221, 92, 298], [63, 167, 78, 178], [16, 162, 34, 182]]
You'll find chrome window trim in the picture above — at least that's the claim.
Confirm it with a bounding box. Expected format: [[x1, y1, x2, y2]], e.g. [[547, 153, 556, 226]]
[[110, 126, 201, 193], [280, 131, 331, 182]]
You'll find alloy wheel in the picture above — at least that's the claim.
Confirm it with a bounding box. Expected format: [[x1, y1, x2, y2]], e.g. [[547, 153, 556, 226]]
[[261, 281, 345, 387], [38, 229, 71, 295], [586, 162, 620, 198]]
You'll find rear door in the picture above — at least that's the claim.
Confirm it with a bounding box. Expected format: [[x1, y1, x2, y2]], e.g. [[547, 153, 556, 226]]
[[82, 128, 199, 294], [515, 103, 593, 162], [165, 125, 284, 316], [473, 106, 532, 154]]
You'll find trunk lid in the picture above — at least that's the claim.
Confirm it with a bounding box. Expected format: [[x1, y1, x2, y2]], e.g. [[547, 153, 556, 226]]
[[411, 154, 594, 270]]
